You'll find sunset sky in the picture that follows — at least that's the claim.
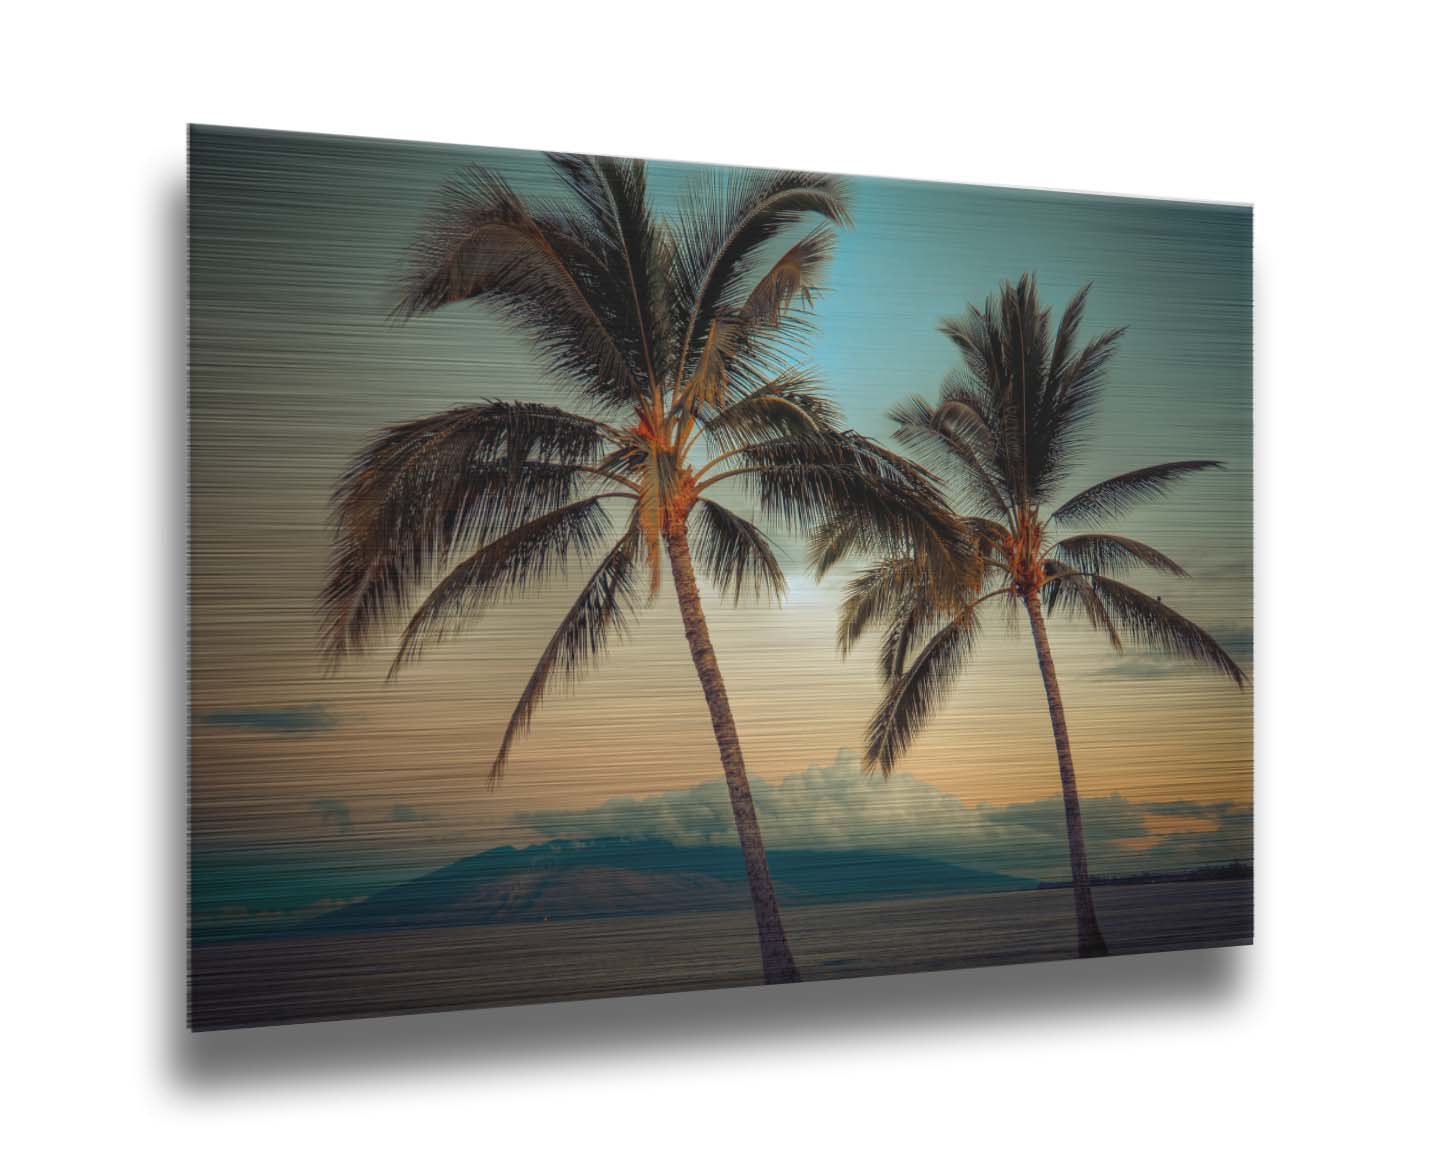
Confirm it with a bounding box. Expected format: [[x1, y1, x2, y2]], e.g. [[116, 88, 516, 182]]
[[188, 126, 1252, 933]]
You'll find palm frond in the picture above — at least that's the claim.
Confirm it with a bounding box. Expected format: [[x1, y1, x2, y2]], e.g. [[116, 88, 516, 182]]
[[595, 435, 649, 483], [689, 499, 786, 605], [397, 165, 643, 408], [490, 526, 643, 780], [836, 557, 924, 656], [958, 516, 1012, 557], [1041, 562, 1122, 649], [702, 226, 839, 405], [866, 612, 983, 775], [889, 393, 1010, 517], [323, 461, 581, 661], [807, 511, 867, 582], [1051, 533, 1188, 577], [388, 496, 618, 675], [334, 402, 614, 514], [935, 276, 1124, 505], [736, 226, 836, 328], [1046, 282, 1092, 388], [812, 501, 982, 602], [685, 316, 738, 409], [670, 169, 849, 393], [544, 154, 669, 392], [674, 225, 840, 422], [1050, 327, 1124, 412], [1088, 574, 1246, 684], [739, 433, 983, 602], [1030, 326, 1123, 492], [320, 403, 619, 661], [937, 287, 1028, 501], [709, 430, 940, 528], [878, 593, 949, 681], [697, 368, 840, 454], [1049, 461, 1223, 527]]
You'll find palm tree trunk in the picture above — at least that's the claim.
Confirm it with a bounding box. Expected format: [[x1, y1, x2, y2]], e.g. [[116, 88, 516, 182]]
[[664, 524, 801, 984], [1023, 591, 1109, 959]]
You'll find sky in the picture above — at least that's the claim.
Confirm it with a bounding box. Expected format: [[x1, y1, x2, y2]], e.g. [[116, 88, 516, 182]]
[[188, 126, 1252, 934]]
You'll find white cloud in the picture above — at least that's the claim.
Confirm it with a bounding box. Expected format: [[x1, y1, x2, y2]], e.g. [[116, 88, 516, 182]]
[[517, 750, 1251, 879]]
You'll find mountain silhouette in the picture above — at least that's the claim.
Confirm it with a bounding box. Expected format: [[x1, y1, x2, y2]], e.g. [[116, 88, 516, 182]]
[[306, 838, 1034, 934]]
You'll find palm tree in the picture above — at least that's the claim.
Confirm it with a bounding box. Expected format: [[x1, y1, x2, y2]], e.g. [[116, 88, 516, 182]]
[[320, 155, 937, 984], [815, 274, 1246, 959]]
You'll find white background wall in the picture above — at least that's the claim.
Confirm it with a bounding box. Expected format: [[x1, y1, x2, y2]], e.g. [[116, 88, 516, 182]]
[[4, 2, 1436, 1146]]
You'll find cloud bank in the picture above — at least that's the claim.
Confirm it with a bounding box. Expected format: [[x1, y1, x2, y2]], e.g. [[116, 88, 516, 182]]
[[518, 750, 1251, 880]]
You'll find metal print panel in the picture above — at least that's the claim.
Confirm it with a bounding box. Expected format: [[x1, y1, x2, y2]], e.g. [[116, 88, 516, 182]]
[[187, 125, 1252, 1030]]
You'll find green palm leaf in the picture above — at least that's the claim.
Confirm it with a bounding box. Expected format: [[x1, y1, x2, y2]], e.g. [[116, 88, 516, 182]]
[[689, 499, 787, 605], [1041, 562, 1122, 648], [696, 368, 840, 453], [836, 557, 923, 656], [866, 612, 982, 775], [670, 169, 850, 392], [1049, 461, 1223, 527], [1088, 574, 1246, 684], [320, 402, 625, 662], [490, 525, 644, 780], [388, 495, 621, 676], [1051, 533, 1188, 577]]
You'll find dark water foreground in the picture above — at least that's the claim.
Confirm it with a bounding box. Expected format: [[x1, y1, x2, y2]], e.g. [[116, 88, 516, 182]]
[[189, 879, 1252, 1030]]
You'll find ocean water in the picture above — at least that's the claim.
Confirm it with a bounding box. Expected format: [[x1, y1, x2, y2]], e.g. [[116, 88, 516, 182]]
[[189, 879, 1252, 1030]]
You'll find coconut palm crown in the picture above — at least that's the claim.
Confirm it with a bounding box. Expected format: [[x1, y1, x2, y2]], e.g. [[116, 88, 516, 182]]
[[814, 273, 1246, 957], [319, 155, 943, 984]]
